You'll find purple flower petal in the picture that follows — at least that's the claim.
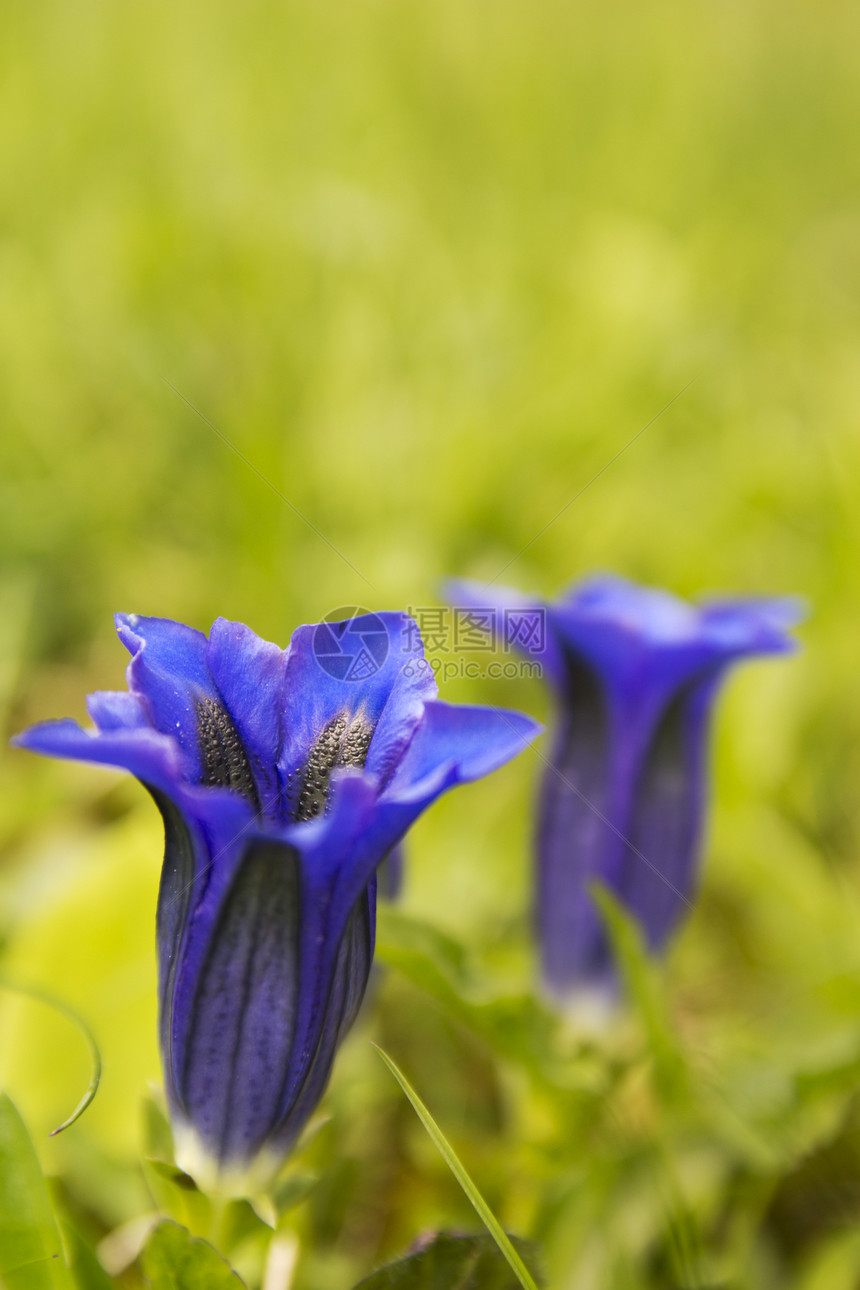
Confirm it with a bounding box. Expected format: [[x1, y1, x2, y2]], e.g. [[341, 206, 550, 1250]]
[[447, 573, 804, 1005], [12, 607, 535, 1185]]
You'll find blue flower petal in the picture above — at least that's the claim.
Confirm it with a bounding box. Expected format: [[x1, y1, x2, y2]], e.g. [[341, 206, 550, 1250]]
[[387, 700, 542, 797], [115, 613, 216, 779], [536, 662, 618, 997], [11, 716, 185, 800], [154, 790, 206, 1091], [615, 677, 714, 955], [14, 607, 540, 1183], [86, 690, 151, 732], [548, 579, 804, 738], [700, 596, 805, 654], [269, 879, 375, 1153], [277, 613, 437, 816], [268, 775, 380, 1148], [205, 618, 288, 817], [445, 573, 804, 1005], [164, 772, 380, 1171], [168, 834, 302, 1165]]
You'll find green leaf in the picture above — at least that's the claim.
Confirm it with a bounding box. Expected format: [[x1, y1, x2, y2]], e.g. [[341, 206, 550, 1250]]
[[0, 1093, 74, 1290], [591, 888, 711, 1286], [372, 1046, 542, 1290], [590, 884, 688, 1103], [139, 1160, 212, 1245], [374, 910, 565, 1090], [145, 1160, 200, 1191], [138, 1094, 215, 1235], [352, 1232, 543, 1289], [269, 1171, 318, 1227], [376, 908, 470, 983], [140, 1093, 174, 1165], [64, 1227, 114, 1290], [141, 1221, 245, 1289]]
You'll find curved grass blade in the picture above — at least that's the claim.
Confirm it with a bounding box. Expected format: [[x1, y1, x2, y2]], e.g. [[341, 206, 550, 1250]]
[[0, 977, 101, 1136], [372, 1044, 540, 1290]]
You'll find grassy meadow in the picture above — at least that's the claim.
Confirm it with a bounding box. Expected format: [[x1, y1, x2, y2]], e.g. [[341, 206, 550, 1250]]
[[1, 1, 860, 1286]]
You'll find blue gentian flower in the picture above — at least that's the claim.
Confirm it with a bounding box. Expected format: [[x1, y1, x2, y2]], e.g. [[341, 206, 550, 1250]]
[[379, 843, 405, 900], [446, 576, 802, 1010], [13, 611, 539, 1190]]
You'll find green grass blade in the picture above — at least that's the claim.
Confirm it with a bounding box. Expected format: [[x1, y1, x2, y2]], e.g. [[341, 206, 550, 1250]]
[[0, 976, 102, 1136], [372, 1044, 539, 1290]]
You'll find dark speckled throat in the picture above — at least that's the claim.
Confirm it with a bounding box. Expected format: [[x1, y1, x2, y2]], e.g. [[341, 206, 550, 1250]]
[[294, 713, 373, 823], [195, 697, 260, 809]]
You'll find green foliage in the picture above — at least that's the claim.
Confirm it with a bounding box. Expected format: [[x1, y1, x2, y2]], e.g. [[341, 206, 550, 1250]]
[[375, 908, 562, 1087], [141, 1221, 244, 1289], [373, 1045, 540, 1290], [0, 1093, 73, 1290], [353, 1233, 542, 1290], [64, 1227, 115, 1290], [2, 0, 860, 1286], [592, 886, 689, 1106]]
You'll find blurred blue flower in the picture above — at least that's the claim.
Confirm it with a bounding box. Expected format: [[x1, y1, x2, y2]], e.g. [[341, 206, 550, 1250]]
[[13, 611, 539, 1190], [378, 842, 405, 900], [446, 576, 802, 1010]]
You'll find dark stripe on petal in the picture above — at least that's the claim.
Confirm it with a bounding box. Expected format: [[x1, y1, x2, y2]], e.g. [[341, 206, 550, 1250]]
[[194, 697, 260, 810], [620, 680, 710, 952], [178, 841, 300, 1165], [151, 787, 197, 1106], [335, 885, 376, 1042], [270, 884, 375, 1151], [537, 653, 616, 994]]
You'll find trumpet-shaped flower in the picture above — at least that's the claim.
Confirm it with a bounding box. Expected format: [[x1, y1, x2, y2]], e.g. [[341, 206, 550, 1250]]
[[13, 612, 539, 1189], [446, 576, 802, 1009]]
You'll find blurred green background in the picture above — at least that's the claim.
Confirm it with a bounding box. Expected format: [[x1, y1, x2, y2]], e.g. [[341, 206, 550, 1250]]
[[1, 0, 860, 1286]]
